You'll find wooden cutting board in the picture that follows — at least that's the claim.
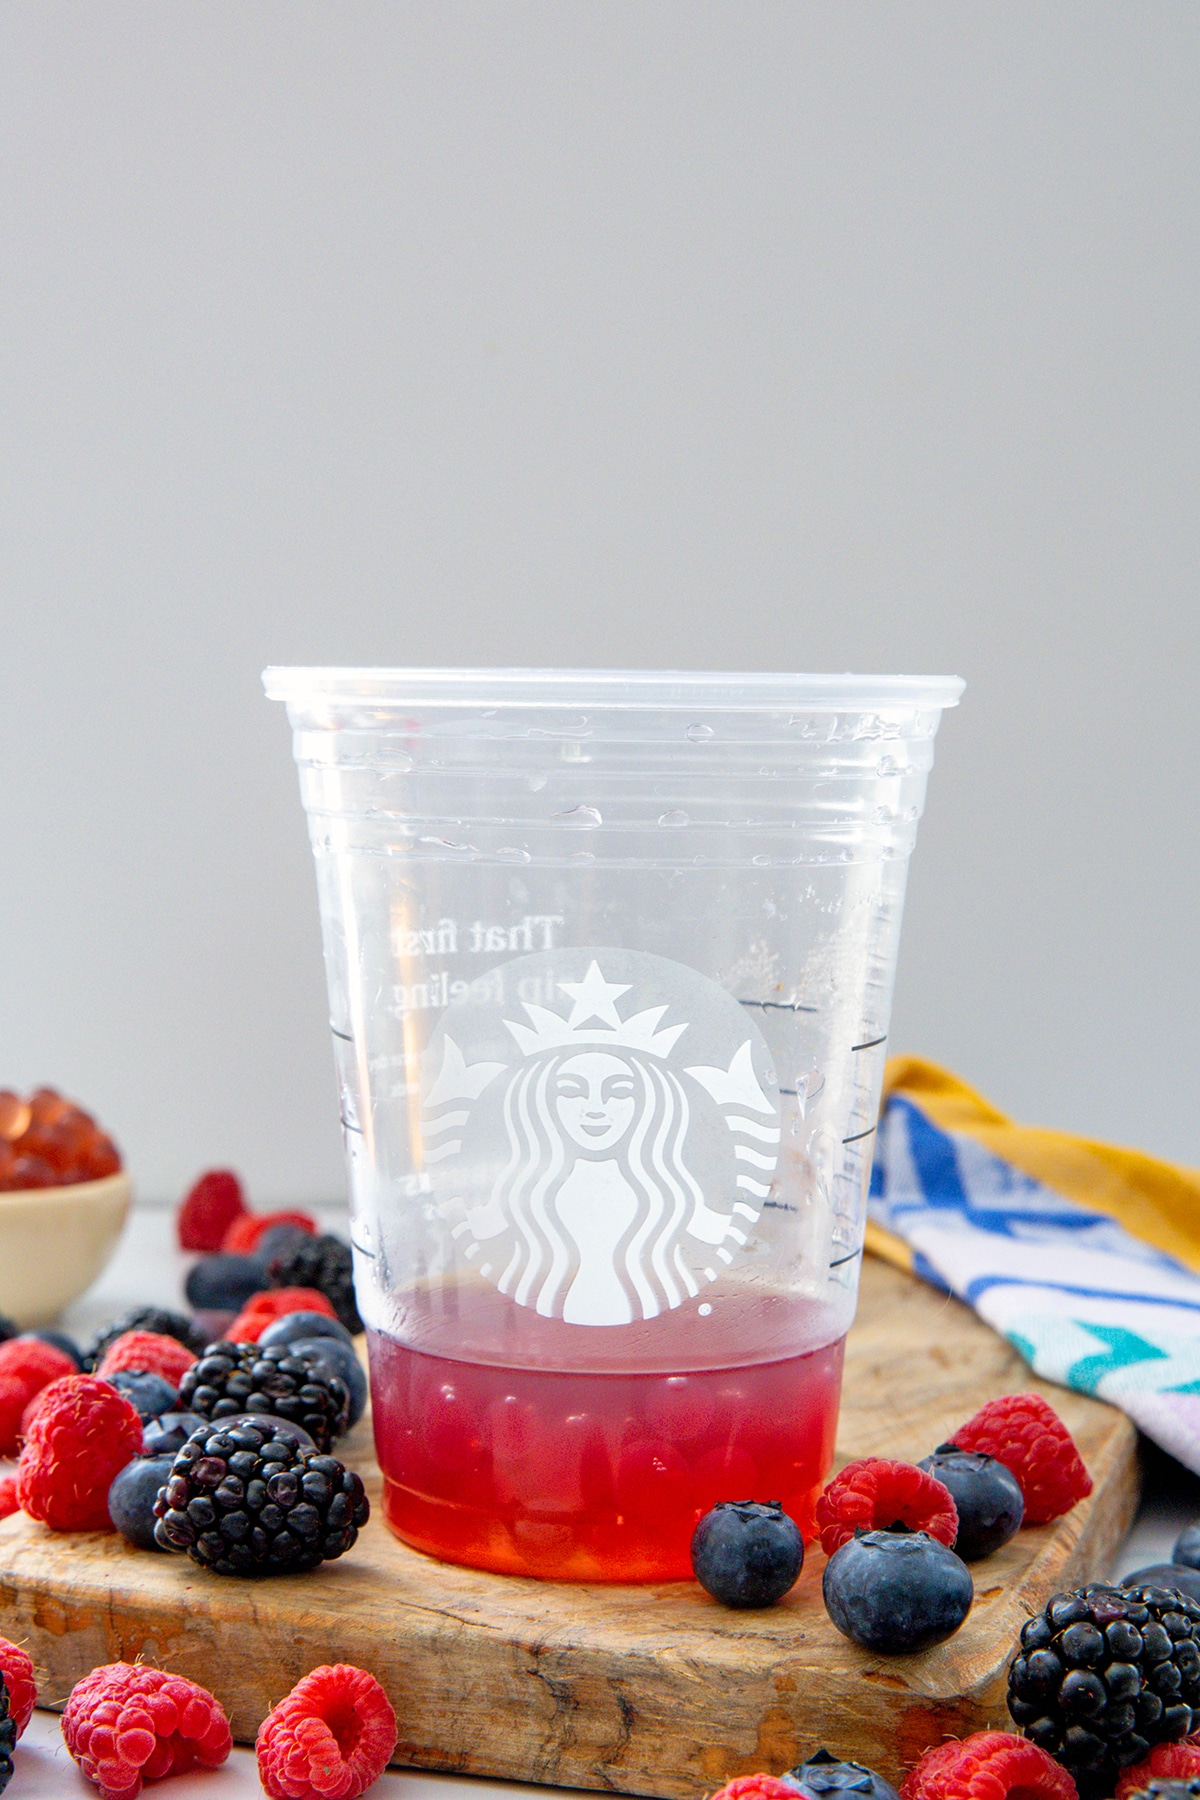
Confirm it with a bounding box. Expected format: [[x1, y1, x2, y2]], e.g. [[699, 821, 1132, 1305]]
[[0, 1257, 1139, 1797]]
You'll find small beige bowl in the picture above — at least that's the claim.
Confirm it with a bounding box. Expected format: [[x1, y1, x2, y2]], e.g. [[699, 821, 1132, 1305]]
[[0, 1171, 132, 1327]]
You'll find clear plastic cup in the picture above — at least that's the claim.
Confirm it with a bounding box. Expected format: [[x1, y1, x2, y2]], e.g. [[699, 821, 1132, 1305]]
[[264, 667, 963, 1581]]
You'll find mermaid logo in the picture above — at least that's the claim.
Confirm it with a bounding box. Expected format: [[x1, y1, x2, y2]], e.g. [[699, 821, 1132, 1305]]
[[418, 950, 781, 1326]]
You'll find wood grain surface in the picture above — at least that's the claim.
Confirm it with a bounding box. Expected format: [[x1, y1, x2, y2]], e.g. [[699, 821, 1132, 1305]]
[[0, 1257, 1139, 1797]]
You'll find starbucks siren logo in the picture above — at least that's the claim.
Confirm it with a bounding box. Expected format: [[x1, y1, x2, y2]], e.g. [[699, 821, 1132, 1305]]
[[417, 950, 781, 1326]]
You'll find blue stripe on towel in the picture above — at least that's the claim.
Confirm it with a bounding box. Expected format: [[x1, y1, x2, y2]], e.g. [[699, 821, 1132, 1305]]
[[900, 1100, 969, 1207], [963, 1272, 1200, 1315]]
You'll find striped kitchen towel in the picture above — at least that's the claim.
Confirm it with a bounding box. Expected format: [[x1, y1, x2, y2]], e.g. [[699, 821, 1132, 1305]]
[[867, 1058, 1200, 1473]]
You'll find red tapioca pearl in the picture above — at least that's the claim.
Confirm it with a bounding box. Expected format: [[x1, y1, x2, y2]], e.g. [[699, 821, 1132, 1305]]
[[75, 1133, 121, 1180], [692, 1444, 759, 1508], [615, 1440, 693, 1515], [559, 1410, 615, 1512], [488, 1394, 541, 1502], [489, 1395, 588, 1512], [397, 1429, 427, 1485], [509, 1517, 576, 1568], [644, 1374, 716, 1443], [27, 1088, 69, 1127], [424, 1382, 489, 1475], [571, 1415, 617, 1512], [0, 1093, 30, 1142], [774, 1481, 821, 1542], [9, 1155, 55, 1189], [22, 1122, 79, 1174]]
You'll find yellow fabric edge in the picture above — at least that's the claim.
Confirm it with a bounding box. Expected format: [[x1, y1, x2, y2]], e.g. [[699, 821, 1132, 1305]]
[[862, 1216, 914, 1273], [881, 1054, 1200, 1276]]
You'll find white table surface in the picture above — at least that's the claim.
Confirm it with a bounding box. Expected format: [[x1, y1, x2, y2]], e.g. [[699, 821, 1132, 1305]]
[[6, 1202, 1198, 1798]]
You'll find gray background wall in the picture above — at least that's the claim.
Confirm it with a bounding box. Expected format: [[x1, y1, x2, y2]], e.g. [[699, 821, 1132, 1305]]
[[3, 2, 1197, 1205]]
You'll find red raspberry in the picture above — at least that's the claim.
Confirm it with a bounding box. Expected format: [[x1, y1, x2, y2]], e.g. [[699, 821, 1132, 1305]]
[[709, 1779, 801, 1800], [96, 1331, 198, 1388], [1115, 1737, 1200, 1799], [816, 1457, 959, 1555], [0, 1379, 30, 1457], [227, 1287, 338, 1342], [0, 1636, 37, 1736], [63, 1662, 232, 1800], [256, 1663, 397, 1800], [902, 1731, 1077, 1800], [0, 1474, 18, 1518], [17, 1375, 143, 1531], [0, 1338, 77, 1455], [222, 1209, 317, 1255], [950, 1394, 1092, 1525], [177, 1168, 247, 1252]]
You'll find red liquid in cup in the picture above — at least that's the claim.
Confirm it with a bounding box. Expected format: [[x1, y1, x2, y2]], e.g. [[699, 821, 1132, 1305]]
[[369, 1322, 844, 1581]]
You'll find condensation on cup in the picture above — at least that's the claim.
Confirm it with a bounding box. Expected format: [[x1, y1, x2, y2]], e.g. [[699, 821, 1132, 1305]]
[[264, 667, 964, 1581]]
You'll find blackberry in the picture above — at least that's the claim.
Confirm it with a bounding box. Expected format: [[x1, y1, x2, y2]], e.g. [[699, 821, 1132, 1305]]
[[0, 1669, 14, 1794], [268, 1234, 361, 1335], [153, 1418, 368, 1576], [178, 1342, 349, 1452], [1008, 1584, 1200, 1795], [1128, 1785, 1200, 1800], [83, 1307, 207, 1372]]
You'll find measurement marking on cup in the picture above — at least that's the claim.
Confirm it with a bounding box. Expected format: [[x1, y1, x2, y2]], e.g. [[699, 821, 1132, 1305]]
[[829, 1249, 863, 1268], [330, 1027, 353, 1043], [842, 1125, 877, 1145], [739, 999, 819, 1014], [851, 1034, 888, 1052], [340, 1115, 364, 1135]]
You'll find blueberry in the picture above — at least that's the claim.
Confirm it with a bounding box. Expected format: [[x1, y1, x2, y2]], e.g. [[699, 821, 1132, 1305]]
[[24, 1328, 82, 1368], [918, 1445, 1024, 1560], [288, 1336, 367, 1428], [253, 1224, 314, 1267], [783, 1748, 901, 1800], [690, 1500, 804, 1608], [105, 1371, 180, 1421], [1121, 1563, 1200, 1603], [257, 1311, 355, 1351], [822, 1529, 973, 1653], [142, 1411, 209, 1457], [1174, 1526, 1200, 1571], [184, 1253, 265, 1312], [109, 1455, 175, 1551]]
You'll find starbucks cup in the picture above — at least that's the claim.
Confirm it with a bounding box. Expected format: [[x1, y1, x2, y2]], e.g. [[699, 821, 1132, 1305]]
[[264, 668, 963, 1581]]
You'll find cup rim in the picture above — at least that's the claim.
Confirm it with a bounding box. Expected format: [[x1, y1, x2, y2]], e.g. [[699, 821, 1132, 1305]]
[[263, 666, 965, 713]]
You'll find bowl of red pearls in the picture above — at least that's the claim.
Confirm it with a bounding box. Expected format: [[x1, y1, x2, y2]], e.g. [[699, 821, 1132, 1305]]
[[0, 1088, 131, 1325]]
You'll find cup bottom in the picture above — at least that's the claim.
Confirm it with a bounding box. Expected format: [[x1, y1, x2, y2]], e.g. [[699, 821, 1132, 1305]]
[[370, 1329, 844, 1582]]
